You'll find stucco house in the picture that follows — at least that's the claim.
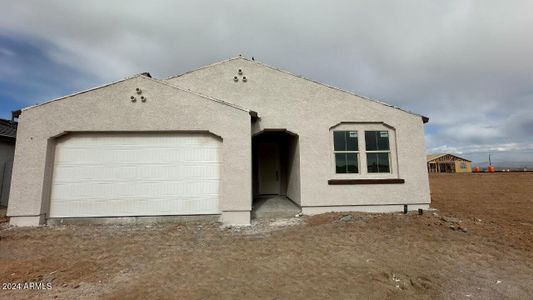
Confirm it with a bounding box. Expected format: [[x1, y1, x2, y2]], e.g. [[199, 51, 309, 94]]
[[8, 57, 430, 226], [0, 119, 16, 208]]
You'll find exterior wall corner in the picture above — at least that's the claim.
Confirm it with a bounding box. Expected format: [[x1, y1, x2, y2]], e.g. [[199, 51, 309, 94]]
[[220, 210, 251, 225], [9, 214, 46, 227]]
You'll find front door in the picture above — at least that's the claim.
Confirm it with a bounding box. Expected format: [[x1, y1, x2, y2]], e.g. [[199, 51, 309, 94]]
[[258, 142, 280, 194]]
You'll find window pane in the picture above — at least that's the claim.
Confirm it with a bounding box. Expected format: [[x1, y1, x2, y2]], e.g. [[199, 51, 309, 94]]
[[377, 153, 390, 173], [335, 153, 347, 173], [377, 131, 390, 150], [346, 153, 358, 173], [367, 153, 379, 173], [366, 131, 390, 151], [346, 131, 358, 151], [333, 131, 346, 151], [365, 131, 378, 151], [335, 153, 358, 174], [367, 153, 390, 173]]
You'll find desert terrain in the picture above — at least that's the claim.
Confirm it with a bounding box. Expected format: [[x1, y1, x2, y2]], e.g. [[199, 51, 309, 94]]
[[1, 173, 532, 299]]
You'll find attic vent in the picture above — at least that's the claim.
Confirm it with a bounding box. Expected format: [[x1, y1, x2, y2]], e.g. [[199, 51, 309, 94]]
[[238, 69, 243, 75], [233, 76, 238, 82]]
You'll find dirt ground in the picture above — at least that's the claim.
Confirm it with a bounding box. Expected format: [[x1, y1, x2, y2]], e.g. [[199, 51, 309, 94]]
[[1, 173, 532, 299]]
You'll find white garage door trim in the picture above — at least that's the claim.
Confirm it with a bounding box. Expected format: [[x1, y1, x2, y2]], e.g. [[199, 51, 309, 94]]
[[49, 132, 221, 218]]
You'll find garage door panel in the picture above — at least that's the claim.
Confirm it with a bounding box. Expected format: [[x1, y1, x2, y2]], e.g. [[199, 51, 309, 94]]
[[52, 180, 220, 199], [49, 133, 221, 218], [50, 195, 218, 217], [60, 134, 217, 146], [55, 147, 219, 165], [53, 164, 220, 183]]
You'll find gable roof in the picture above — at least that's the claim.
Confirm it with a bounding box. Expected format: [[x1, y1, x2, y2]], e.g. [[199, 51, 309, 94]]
[[167, 56, 429, 123], [19, 73, 256, 116], [0, 119, 17, 139], [427, 153, 471, 162]]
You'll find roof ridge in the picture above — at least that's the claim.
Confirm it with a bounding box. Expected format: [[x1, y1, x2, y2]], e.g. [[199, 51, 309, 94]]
[[427, 153, 471, 162], [167, 56, 428, 122], [19, 73, 255, 116], [166, 56, 244, 81], [144, 76, 254, 114], [21, 75, 140, 112]]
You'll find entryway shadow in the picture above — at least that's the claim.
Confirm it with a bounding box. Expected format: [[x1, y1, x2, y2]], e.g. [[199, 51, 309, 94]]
[[252, 196, 301, 219]]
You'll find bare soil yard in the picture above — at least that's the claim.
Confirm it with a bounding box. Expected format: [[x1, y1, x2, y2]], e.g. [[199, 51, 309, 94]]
[[1, 173, 532, 299]]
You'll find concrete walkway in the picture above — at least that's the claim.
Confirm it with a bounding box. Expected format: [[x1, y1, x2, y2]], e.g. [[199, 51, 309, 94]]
[[252, 196, 301, 219]]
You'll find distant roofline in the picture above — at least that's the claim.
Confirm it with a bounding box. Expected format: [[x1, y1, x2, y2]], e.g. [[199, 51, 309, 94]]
[[167, 56, 429, 123], [427, 153, 472, 162]]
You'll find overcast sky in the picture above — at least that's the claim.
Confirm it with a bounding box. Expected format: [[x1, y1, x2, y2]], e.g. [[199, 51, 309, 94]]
[[1, 1, 532, 165]]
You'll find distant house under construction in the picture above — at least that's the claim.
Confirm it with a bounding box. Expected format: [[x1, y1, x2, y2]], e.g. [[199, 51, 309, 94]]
[[427, 154, 472, 173]]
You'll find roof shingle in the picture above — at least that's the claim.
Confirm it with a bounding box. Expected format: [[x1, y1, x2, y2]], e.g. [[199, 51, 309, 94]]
[[0, 119, 17, 139]]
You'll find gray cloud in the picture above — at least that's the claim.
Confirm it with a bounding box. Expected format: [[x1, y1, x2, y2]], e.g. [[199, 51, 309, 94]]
[[1, 0, 532, 162]]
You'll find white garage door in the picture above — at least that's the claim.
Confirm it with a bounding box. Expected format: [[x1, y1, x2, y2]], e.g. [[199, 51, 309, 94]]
[[49, 133, 221, 218]]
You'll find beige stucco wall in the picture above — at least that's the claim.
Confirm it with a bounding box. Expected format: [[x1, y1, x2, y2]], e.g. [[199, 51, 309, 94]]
[[286, 136, 301, 204], [8, 76, 252, 225], [167, 58, 430, 209], [0, 140, 15, 207]]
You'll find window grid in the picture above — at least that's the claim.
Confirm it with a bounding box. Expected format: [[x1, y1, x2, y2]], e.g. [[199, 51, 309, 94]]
[[332, 129, 394, 175], [333, 131, 359, 174], [365, 131, 392, 174]]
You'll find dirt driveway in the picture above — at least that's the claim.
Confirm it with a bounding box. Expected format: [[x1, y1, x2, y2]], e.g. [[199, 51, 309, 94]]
[[1, 173, 532, 299]]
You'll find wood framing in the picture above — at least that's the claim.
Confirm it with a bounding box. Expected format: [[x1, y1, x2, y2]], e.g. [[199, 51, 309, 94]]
[[426, 154, 472, 173]]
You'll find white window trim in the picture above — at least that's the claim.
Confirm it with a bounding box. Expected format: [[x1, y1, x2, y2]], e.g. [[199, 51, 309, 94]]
[[330, 123, 399, 179]]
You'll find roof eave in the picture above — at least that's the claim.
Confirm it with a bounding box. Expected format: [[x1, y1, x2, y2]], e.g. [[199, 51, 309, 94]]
[[12, 109, 21, 119]]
